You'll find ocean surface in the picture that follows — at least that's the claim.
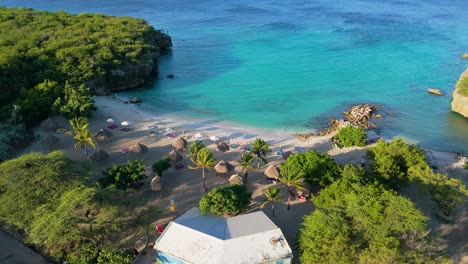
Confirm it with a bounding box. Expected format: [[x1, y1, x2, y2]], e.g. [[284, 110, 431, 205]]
[[3, 0, 468, 152]]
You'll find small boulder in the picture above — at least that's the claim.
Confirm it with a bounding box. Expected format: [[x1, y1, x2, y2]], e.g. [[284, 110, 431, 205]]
[[129, 97, 143, 103], [461, 53, 468, 59], [166, 74, 174, 79], [428, 88, 443, 96]]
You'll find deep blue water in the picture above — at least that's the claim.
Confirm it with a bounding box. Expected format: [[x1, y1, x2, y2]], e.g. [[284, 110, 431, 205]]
[[3, 0, 468, 152]]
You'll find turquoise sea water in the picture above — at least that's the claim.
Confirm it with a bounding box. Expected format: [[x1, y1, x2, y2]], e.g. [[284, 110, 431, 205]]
[[3, 0, 468, 152]]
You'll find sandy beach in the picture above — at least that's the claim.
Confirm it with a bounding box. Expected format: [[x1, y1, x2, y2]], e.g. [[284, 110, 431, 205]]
[[23, 95, 468, 264]]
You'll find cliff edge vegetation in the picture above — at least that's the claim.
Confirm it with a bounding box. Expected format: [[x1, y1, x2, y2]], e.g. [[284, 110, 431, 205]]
[[451, 68, 468, 118]]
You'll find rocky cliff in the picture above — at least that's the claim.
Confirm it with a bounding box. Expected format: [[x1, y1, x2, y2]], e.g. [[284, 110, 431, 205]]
[[451, 68, 468, 118], [90, 31, 172, 95]]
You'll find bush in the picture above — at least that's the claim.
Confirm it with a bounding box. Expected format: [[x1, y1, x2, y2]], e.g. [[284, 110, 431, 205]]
[[199, 185, 251, 216], [333, 125, 366, 147], [99, 160, 146, 191], [152, 157, 171, 176], [457, 76, 468, 96], [281, 150, 342, 187]]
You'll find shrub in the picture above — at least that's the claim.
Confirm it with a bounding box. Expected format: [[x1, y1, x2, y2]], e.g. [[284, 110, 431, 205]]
[[281, 150, 342, 187], [152, 157, 171, 176], [199, 185, 251, 216], [457, 76, 468, 96], [99, 160, 146, 191], [333, 125, 366, 147]]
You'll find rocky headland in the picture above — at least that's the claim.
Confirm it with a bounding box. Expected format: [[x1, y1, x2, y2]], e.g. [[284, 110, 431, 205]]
[[90, 31, 172, 95], [451, 67, 468, 118]]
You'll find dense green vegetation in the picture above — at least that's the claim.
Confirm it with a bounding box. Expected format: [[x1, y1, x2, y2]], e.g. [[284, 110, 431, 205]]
[[0, 151, 131, 263], [299, 176, 447, 263], [457, 76, 468, 96], [199, 185, 251, 216], [250, 138, 271, 168], [99, 160, 146, 192], [367, 139, 468, 215], [0, 7, 162, 160], [281, 150, 342, 187], [152, 157, 171, 176], [333, 125, 366, 147]]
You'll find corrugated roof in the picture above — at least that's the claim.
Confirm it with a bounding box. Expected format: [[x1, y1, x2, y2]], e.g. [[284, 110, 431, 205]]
[[155, 208, 292, 264]]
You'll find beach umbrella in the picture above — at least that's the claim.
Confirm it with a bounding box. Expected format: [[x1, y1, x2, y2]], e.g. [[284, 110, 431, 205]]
[[150, 176, 163, 191], [214, 160, 234, 175], [216, 142, 230, 152], [282, 151, 293, 160], [194, 133, 205, 139], [172, 137, 188, 151], [106, 118, 114, 123], [129, 142, 148, 154], [264, 164, 280, 179], [90, 148, 110, 161], [209, 135, 220, 142], [229, 174, 244, 185], [168, 150, 183, 162], [94, 129, 113, 142], [121, 121, 131, 126]]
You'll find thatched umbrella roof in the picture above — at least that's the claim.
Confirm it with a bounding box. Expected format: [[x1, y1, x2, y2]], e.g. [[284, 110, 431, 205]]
[[229, 174, 244, 185], [150, 176, 163, 191], [168, 150, 183, 162], [264, 164, 280, 179], [90, 149, 110, 161], [41, 135, 60, 146], [40, 116, 69, 131], [216, 142, 229, 152], [172, 137, 187, 151], [129, 142, 148, 154], [214, 160, 233, 174], [282, 151, 293, 160], [94, 129, 113, 142]]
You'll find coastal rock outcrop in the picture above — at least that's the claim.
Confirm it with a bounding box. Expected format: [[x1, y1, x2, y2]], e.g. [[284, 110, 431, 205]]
[[461, 53, 468, 59], [130, 97, 143, 103], [89, 31, 172, 95], [451, 68, 468, 118], [428, 88, 443, 96]]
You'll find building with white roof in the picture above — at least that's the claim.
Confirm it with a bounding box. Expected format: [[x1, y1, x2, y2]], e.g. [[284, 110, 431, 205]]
[[154, 208, 292, 264]]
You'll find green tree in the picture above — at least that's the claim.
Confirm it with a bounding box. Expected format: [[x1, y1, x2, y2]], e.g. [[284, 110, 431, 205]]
[[282, 150, 342, 187], [261, 186, 282, 217], [74, 127, 97, 151], [189, 148, 216, 192], [199, 184, 251, 216], [69, 116, 90, 134], [250, 138, 271, 168], [53, 82, 97, 118], [152, 156, 171, 176], [333, 125, 366, 147], [278, 165, 305, 210], [300, 176, 446, 263], [238, 151, 254, 178], [99, 160, 146, 192], [187, 140, 205, 159]]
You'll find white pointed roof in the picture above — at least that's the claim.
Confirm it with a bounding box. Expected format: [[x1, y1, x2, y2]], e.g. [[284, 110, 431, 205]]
[[154, 208, 292, 264]]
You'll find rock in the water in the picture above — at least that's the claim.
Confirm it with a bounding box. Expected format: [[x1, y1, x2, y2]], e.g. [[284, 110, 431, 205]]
[[129, 97, 143, 104], [155, 32, 172, 50], [461, 53, 468, 59], [166, 74, 174, 79], [451, 68, 468, 118], [428, 88, 443, 96]]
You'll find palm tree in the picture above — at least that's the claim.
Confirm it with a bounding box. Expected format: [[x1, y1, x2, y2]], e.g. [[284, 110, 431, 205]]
[[74, 128, 96, 151], [238, 152, 254, 178], [69, 117, 89, 134], [261, 186, 282, 217], [187, 141, 206, 159], [279, 165, 305, 210], [189, 148, 216, 192], [250, 138, 271, 168]]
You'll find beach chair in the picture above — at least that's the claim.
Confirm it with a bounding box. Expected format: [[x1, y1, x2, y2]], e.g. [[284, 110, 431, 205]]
[[156, 224, 164, 234]]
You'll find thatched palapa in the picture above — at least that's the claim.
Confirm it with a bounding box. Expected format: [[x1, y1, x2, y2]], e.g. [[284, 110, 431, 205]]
[[150, 176, 163, 191], [214, 160, 233, 174], [168, 150, 183, 162], [229, 174, 244, 185], [264, 164, 280, 179], [90, 148, 110, 161], [129, 142, 148, 154], [94, 129, 113, 142], [40, 116, 70, 131], [172, 137, 187, 151], [41, 135, 60, 146]]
